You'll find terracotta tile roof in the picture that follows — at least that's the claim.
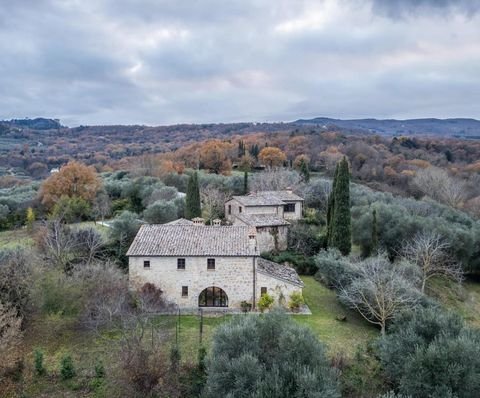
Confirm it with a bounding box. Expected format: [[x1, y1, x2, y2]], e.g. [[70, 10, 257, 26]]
[[126, 225, 257, 257], [231, 190, 303, 206], [257, 257, 304, 287], [235, 214, 290, 227]]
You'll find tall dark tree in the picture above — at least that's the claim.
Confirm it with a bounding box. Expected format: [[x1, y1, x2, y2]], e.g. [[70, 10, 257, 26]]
[[326, 164, 339, 246], [243, 171, 248, 194], [300, 158, 310, 183], [249, 144, 260, 160], [371, 209, 379, 256], [185, 172, 201, 219], [328, 157, 351, 255], [238, 140, 246, 158]]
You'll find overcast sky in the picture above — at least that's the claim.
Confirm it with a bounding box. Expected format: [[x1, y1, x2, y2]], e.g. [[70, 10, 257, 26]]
[[1, 0, 479, 126]]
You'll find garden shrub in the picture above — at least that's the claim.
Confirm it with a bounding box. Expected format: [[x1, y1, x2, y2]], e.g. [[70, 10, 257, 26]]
[[34, 349, 45, 376], [257, 293, 274, 313], [288, 291, 305, 312], [60, 354, 76, 380]]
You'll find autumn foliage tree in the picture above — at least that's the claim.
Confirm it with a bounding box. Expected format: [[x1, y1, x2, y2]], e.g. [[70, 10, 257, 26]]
[[39, 161, 101, 210], [199, 140, 232, 175], [258, 147, 287, 168]]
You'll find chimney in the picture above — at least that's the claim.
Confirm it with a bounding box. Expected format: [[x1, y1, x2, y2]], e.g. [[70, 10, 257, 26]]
[[212, 219, 221, 226], [285, 186, 293, 194], [248, 228, 257, 251], [192, 217, 205, 226]]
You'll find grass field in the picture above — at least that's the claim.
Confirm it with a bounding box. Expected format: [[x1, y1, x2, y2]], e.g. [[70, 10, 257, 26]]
[[4, 276, 375, 397], [0, 227, 34, 249], [6, 271, 479, 397], [295, 276, 376, 355], [429, 277, 480, 329]]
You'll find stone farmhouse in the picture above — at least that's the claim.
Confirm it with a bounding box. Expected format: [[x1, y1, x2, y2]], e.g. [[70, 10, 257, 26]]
[[126, 223, 303, 310], [225, 189, 304, 252]]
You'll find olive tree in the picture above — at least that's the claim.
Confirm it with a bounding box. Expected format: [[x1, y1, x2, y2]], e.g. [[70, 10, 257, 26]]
[[378, 307, 480, 398], [204, 310, 340, 398]]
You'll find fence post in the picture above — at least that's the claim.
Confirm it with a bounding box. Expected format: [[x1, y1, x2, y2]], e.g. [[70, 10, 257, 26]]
[[199, 308, 203, 345]]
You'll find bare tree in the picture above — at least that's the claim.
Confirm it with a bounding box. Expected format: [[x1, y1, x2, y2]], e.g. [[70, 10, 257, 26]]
[[249, 169, 303, 192], [0, 301, 23, 375], [117, 314, 173, 396], [0, 248, 36, 320], [339, 256, 420, 335], [72, 261, 129, 331], [39, 220, 79, 271], [201, 186, 230, 222], [302, 178, 332, 214], [72, 227, 106, 265], [136, 283, 173, 314], [401, 231, 463, 293], [92, 190, 111, 222], [413, 167, 466, 208]]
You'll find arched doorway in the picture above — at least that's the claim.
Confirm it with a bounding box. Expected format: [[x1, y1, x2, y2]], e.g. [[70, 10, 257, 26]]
[[198, 287, 228, 307]]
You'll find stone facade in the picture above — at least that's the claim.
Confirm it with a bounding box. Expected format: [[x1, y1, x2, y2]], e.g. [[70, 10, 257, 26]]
[[282, 201, 303, 220], [129, 254, 303, 310], [256, 226, 288, 252], [129, 255, 256, 308], [233, 217, 289, 252], [256, 271, 302, 305], [225, 198, 284, 223]]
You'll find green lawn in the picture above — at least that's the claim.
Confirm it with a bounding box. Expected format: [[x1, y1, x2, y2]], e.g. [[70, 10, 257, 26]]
[[8, 276, 376, 396], [429, 277, 480, 329], [295, 276, 376, 355], [0, 227, 34, 249]]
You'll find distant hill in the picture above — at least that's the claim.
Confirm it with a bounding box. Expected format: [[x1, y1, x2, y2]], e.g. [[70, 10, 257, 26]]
[[293, 117, 480, 138], [0, 118, 63, 130]]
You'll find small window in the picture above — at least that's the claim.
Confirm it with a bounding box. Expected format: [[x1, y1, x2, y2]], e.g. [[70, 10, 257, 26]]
[[143, 260, 150, 268], [239, 206, 242, 213], [207, 258, 216, 270], [177, 258, 186, 270], [261, 287, 267, 296], [284, 203, 296, 213], [228, 204, 231, 215], [182, 286, 188, 297]]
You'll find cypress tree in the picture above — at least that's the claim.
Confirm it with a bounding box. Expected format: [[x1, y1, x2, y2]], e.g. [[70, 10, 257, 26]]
[[330, 157, 351, 255], [243, 171, 249, 194], [185, 172, 201, 219], [238, 140, 245, 158], [371, 209, 378, 256], [326, 164, 339, 246], [300, 159, 310, 183]]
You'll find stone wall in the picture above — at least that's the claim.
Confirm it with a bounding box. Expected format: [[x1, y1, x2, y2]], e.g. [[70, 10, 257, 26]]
[[256, 271, 303, 307], [283, 201, 303, 220], [256, 225, 288, 252], [129, 255, 256, 308], [225, 199, 284, 223], [129, 255, 303, 310]]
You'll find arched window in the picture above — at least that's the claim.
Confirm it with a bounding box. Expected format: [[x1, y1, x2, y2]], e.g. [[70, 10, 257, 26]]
[[198, 287, 228, 307]]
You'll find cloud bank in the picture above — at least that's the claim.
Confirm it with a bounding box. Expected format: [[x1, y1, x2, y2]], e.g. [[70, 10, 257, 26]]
[[1, 0, 479, 125]]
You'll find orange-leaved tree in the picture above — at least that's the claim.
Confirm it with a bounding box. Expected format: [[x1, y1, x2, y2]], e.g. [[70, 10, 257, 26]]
[[39, 161, 101, 210], [258, 147, 287, 168], [199, 140, 233, 175]]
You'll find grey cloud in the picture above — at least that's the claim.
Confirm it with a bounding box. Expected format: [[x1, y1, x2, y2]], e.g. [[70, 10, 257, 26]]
[[370, 0, 480, 17], [0, 0, 479, 125]]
